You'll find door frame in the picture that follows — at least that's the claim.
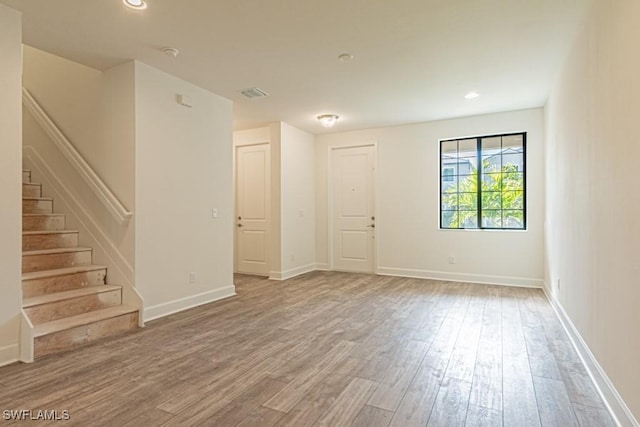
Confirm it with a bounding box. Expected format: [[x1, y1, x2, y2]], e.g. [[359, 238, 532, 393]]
[[234, 141, 271, 275], [327, 142, 378, 273]]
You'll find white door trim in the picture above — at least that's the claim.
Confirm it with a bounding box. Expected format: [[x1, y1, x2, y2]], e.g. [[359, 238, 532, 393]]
[[328, 141, 378, 273]]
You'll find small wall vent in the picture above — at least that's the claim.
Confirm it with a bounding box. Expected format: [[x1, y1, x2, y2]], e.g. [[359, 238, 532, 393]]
[[240, 87, 270, 99]]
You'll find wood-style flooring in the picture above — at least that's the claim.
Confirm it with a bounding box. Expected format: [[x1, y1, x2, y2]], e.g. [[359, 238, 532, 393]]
[[0, 272, 615, 426]]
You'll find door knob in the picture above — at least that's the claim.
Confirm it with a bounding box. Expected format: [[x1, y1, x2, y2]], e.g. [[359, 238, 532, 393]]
[[367, 224, 375, 228], [237, 224, 243, 228]]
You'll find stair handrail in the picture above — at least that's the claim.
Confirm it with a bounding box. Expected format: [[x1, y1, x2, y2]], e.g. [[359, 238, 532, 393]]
[[22, 88, 132, 224]]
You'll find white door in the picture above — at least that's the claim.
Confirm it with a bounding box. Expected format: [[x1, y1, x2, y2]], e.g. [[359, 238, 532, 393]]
[[331, 145, 376, 273], [236, 144, 270, 276]]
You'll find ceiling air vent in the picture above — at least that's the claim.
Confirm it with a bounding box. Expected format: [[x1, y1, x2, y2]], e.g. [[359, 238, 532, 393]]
[[240, 87, 270, 99]]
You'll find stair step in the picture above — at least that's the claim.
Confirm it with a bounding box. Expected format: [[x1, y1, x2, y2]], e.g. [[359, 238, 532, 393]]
[[24, 285, 123, 325], [18, 177, 140, 358], [34, 305, 137, 337], [22, 197, 53, 214], [22, 247, 92, 273], [34, 306, 138, 358], [23, 230, 79, 251], [23, 214, 66, 231], [22, 265, 107, 298], [22, 182, 42, 198]]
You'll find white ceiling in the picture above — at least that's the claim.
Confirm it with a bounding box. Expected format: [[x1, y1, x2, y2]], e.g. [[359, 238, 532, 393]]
[[1, 0, 587, 134]]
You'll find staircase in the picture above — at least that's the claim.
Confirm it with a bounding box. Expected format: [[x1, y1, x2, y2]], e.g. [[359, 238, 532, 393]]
[[22, 169, 139, 359]]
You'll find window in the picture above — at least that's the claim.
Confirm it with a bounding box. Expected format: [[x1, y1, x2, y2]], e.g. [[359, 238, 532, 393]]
[[440, 132, 526, 230]]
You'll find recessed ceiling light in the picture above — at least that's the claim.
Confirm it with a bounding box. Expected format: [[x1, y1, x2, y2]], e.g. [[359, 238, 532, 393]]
[[123, 0, 147, 10], [465, 91, 480, 99], [317, 114, 339, 128], [338, 53, 354, 62]]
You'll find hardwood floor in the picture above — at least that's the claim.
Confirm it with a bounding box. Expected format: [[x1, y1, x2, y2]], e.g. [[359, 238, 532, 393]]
[[0, 272, 615, 426]]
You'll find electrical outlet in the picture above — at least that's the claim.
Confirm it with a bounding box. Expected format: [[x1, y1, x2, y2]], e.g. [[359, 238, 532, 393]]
[[189, 272, 197, 284], [557, 278, 561, 290], [448, 256, 455, 264], [211, 208, 218, 219]]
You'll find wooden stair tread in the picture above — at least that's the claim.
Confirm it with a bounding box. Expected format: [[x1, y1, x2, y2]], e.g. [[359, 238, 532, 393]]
[[23, 247, 92, 256], [20, 174, 139, 357], [23, 230, 78, 235], [22, 196, 53, 201], [23, 285, 122, 308], [34, 305, 137, 338], [22, 265, 107, 281]]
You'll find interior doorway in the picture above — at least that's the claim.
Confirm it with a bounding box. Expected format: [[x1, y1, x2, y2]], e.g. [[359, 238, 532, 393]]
[[235, 143, 270, 276], [330, 145, 377, 273]]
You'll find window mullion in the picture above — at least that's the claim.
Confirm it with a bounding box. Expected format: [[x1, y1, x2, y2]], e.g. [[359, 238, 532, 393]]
[[476, 137, 482, 229]]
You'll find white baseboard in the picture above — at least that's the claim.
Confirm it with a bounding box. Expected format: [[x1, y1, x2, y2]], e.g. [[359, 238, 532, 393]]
[[143, 286, 236, 322], [0, 344, 19, 367], [543, 285, 639, 427], [315, 263, 331, 271], [269, 263, 316, 281], [20, 311, 34, 364], [377, 267, 543, 288], [268, 271, 281, 280]]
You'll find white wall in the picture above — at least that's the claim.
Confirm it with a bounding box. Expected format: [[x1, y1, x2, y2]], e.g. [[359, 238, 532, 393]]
[[134, 62, 235, 320], [316, 108, 545, 286], [23, 46, 106, 166], [545, 0, 640, 423], [280, 123, 316, 278], [22, 52, 235, 321], [268, 123, 282, 278], [233, 126, 270, 145], [0, 4, 23, 366], [101, 61, 136, 264], [22, 49, 136, 292]]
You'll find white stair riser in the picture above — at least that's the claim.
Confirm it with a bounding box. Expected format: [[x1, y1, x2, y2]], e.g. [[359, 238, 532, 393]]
[[25, 289, 122, 325], [22, 184, 42, 198], [22, 170, 31, 183], [22, 250, 92, 273], [34, 312, 138, 358], [23, 199, 53, 214], [23, 232, 78, 251], [23, 269, 107, 298], [23, 215, 66, 231]]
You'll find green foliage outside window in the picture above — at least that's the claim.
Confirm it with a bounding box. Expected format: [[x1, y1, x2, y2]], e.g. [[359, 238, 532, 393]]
[[442, 161, 524, 229]]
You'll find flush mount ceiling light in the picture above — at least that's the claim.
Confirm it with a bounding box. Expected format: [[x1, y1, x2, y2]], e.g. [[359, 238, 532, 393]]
[[123, 0, 147, 10], [160, 47, 179, 58], [318, 114, 339, 128], [338, 53, 354, 62], [465, 91, 480, 99]]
